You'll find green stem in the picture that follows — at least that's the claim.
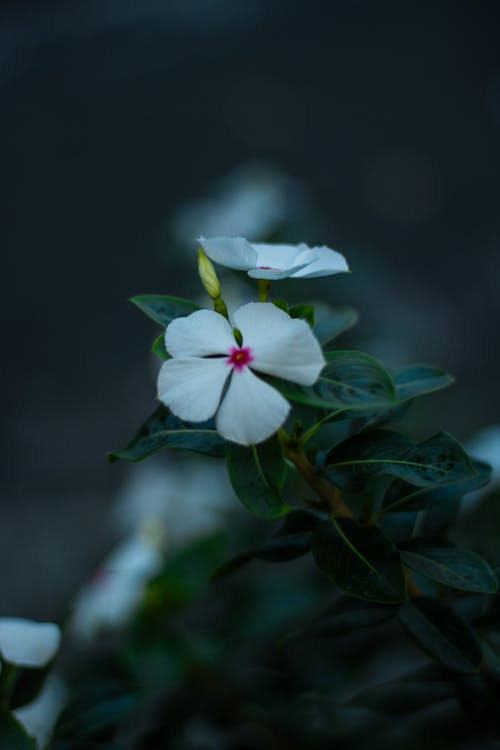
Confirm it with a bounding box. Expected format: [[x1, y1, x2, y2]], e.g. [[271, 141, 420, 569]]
[[258, 279, 271, 302], [301, 410, 345, 444], [0, 661, 17, 711]]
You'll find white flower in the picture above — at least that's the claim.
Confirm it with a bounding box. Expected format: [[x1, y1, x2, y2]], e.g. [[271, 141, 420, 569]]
[[0, 619, 61, 670], [157, 302, 325, 445], [14, 675, 67, 749], [198, 236, 349, 280], [70, 531, 163, 640]]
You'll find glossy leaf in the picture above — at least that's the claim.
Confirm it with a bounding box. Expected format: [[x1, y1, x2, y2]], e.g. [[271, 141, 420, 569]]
[[311, 519, 406, 603], [312, 304, 359, 346], [382, 459, 491, 513], [108, 404, 225, 462], [226, 435, 291, 519], [401, 545, 498, 594], [130, 294, 200, 327], [268, 351, 396, 412], [0, 712, 36, 749], [398, 598, 482, 673], [391, 364, 455, 401], [325, 430, 476, 492]]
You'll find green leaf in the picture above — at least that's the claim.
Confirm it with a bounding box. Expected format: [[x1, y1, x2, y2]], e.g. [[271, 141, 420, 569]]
[[398, 598, 483, 673], [130, 294, 200, 327], [347, 678, 454, 715], [213, 533, 312, 579], [401, 545, 498, 594], [0, 712, 36, 749], [391, 364, 455, 401], [382, 459, 492, 513], [151, 333, 169, 360], [311, 519, 406, 603], [56, 693, 141, 739], [289, 304, 315, 327], [303, 596, 396, 639], [268, 351, 397, 412], [226, 435, 291, 519], [312, 304, 359, 346], [325, 430, 476, 492], [108, 405, 225, 462]]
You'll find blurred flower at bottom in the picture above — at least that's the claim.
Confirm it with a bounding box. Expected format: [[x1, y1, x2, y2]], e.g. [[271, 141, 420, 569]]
[[13, 674, 67, 749]]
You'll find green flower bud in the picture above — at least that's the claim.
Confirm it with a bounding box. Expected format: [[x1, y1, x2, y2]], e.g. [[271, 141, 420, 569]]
[[198, 248, 221, 300]]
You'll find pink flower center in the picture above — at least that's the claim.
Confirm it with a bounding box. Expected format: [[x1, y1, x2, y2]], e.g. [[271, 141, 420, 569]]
[[227, 346, 254, 372]]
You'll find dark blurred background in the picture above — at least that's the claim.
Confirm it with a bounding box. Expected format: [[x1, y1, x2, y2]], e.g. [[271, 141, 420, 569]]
[[2, 0, 500, 617]]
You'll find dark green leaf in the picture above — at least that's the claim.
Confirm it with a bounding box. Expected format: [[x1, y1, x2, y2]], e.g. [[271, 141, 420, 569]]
[[56, 694, 141, 739], [130, 294, 200, 327], [289, 304, 315, 327], [151, 333, 168, 360], [391, 364, 455, 401], [325, 430, 476, 492], [0, 712, 36, 749], [268, 351, 397, 412], [304, 596, 396, 639], [108, 405, 225, 462], [398, 598, 482, 673], [313, 304, 359, 346], [311, 519, 406, 603], [382, 459, 491, 513], [213, 533, 312, 579], [226, 435, 291, 519], [401, 546, 498, 594], [347, 678, 454, 715]]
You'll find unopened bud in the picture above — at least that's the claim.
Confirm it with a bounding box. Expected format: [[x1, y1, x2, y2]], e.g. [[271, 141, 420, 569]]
[[198, 248, 221, 300]]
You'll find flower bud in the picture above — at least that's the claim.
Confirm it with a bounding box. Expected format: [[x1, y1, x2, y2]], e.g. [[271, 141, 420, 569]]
[[198, 248, 221, 300]]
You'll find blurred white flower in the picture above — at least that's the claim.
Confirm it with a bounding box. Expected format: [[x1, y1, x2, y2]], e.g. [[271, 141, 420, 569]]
[[14, 674, 67, 750], [157, 302, 325, 445], [0, 619, 60, 670], [114, 457, 236, 547], [70, 530, 163, 640], [199, 236, 349, 280], [171, 163, 307, 243]]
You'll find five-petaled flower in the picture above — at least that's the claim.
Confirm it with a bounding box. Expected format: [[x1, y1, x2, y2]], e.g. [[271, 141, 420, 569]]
[[199, 236, 349, 280], [157, 302, 325, 445]]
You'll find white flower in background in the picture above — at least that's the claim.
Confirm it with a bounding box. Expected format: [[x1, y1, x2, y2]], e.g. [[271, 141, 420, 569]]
[[114, 457, 237, 547], [170, 163, 307, 243], [157, 302, 325, 445], [461, 424, 500, 511], [70, 529, 163, 640], [0, 619, 61, 670], [14, 674, 67, 750], [199, 236, 349, 280]]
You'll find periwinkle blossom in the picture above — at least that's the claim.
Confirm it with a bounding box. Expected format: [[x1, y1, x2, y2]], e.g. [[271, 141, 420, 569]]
[[199, 236, 349, 280], [157, 302, 325, 445], [0, 618, 61, 670]]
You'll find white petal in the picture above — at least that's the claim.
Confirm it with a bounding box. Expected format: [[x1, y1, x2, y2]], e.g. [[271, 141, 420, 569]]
[[158, 357, 231, 422], [233, 303, 325, 385], [216, 367, 290, 445], [165, 309, 235, 358], [198, 236, 258, 271], [0, 619, 61, 668], [252, 242, 316, 270], [14, 675, 67, 750], [290, 245, 349, 278]]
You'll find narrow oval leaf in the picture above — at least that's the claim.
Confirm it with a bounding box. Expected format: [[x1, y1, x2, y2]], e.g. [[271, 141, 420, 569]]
[[391, 364, 455, 402], [325, 430, 476, 492], [268, 351, 397, 412], [401, 546, 498, 594], [398, 598, 483, 673], [130, 294, 200, 327], [151, 333, 169, 360], [311, 519, 406, 603], [313, 304, 359, 345], [108, 405, 225, 462], [226, 435, 291, 519]]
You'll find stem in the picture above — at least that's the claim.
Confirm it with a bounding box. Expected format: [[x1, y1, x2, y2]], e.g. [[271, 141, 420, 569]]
[[0, 661, 16, 711], [283, 438, 353, 519], [301, 410, 345, 443], [258, 279, 271, 302]]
